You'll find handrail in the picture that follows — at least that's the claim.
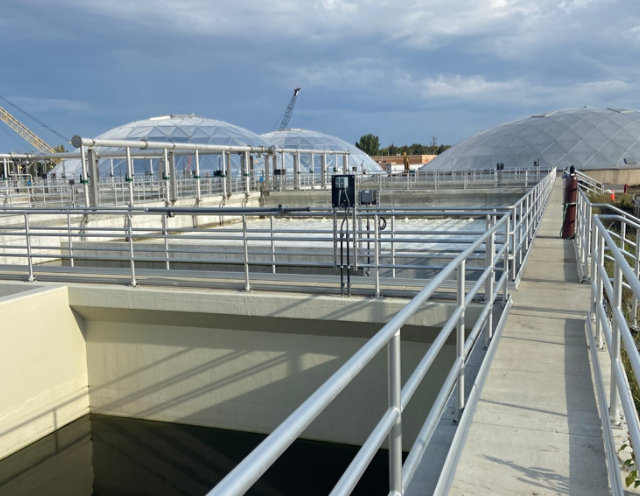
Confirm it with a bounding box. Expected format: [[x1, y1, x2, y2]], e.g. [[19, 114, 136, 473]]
[[207, 214, 512, 496], [0, 168, 557, 493], [573, 170, 640, 493], [1, 167, 549, 208], [204, 170, 555, 495], [0, 170, 555, 293]]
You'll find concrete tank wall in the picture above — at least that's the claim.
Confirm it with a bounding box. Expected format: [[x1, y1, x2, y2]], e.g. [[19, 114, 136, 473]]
[[70, 286, 471, 450], [0, 282, 480, 458], [0, 286, 89, 460]]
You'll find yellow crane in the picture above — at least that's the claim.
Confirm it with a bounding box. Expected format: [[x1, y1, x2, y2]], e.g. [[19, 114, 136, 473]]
[[0, 104, 57, 154]]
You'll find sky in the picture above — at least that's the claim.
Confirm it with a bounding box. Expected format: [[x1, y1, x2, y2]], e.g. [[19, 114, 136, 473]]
[[0, 0, 639, 154]]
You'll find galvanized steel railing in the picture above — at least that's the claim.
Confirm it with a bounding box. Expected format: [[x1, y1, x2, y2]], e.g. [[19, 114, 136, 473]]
[[1, 166, 551, 208], [0, 169, 556, 494], [205, 169, 555, 495], [0, 168, 554, 295], [574, 179, 640, 495]]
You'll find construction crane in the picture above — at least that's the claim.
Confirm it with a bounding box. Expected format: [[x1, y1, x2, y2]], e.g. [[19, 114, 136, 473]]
[[278, 87, 301, 130], [0, 104, 57, 154]]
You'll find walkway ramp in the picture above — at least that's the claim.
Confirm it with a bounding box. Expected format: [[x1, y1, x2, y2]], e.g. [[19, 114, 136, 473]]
[[448, 178, 609, 494]]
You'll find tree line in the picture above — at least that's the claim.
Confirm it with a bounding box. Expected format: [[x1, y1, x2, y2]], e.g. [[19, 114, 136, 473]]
[[355, 133, 451, 156]]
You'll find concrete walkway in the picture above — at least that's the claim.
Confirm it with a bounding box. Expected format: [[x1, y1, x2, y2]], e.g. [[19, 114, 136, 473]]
[[449, 178, 609, 495]]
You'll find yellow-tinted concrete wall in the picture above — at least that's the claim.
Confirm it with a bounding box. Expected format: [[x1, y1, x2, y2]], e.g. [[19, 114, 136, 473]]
[[0, 286, 89, 460], [72, 286, 461, 450]]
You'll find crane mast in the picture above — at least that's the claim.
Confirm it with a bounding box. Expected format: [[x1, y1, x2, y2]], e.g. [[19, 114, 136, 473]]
[[279, 87, 301, 130], [0, 104, 56, 154]]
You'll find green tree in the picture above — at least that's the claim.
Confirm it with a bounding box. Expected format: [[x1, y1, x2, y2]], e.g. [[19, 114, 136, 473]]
[[355, 133, 380, 156]]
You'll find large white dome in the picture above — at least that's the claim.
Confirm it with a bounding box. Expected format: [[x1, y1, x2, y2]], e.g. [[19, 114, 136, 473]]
[[53, 114, 272, 178], [261, 129, 384, 174], [423, 107, 640, 171]]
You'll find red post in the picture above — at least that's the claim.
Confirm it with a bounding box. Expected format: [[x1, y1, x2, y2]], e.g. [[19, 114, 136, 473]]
[[562, 173, 577, 238]]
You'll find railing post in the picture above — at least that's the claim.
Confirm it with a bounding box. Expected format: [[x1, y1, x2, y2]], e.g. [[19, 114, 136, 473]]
[[485, 215, 495, 341], [634, 225, 640, 328], [294, 152, 300, 190], [388, 329, 402, 495], [594, 233, 605, 347], [243, 215, 250, 292], [195, 149, 202, 203], [162, 213, 170, 270], [24, 213, 34, 282], [510, 207, 517, 281], [374, 214, 380, 297], [67, 211, 74, 268], [457, 260, 466, 412], [504, 215, 510, 302], [127, 209, 137, 287], [270, 216, 276, 274], [609, 261, 622, 423], [321, 153, 327, 189], [391, 215, 396, 278], [126, 146, 134, 207]]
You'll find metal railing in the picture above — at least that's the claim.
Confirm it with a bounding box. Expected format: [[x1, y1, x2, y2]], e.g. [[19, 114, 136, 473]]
[[0, 169, 556, 494], [206, 169, 554, 495], [0, 169, 554, 294], [207, 208, 514, 496], [575, 169, 605, 194], [1, 167, 551, 208], [574, 177, 640, 494]]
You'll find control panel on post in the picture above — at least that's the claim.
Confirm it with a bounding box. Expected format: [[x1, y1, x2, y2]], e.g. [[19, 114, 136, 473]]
[[331, 174, 355, 209]]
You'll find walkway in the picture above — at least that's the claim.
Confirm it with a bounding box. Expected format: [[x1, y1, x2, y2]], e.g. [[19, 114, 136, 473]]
[[448, 178, 609, 494]]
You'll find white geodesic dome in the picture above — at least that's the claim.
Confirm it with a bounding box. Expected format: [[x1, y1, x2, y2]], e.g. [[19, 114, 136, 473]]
[[261, 128, 384, 174], [52, 114, 273, 178], [422, 107, 640, 171]]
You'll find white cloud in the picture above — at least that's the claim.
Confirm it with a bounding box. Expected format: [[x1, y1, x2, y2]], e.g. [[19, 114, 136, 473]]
[[7, 96, 93, 114]]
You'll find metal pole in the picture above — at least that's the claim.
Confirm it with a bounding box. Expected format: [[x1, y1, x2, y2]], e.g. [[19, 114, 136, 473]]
[[195, 149, 201, 203], [391, 215, 396, 278], [80, 146, 90, 207], [226, 152, 233, 197], [374, 214, 380, 297], [388, 330, 402, 495], [169, 150, 178, 205], [162, 213, 170, 270], [126, 146, 134, 207], [294, 152, 300, 190], [67, 211, 74, 268], [504, 215, 510, 302], [161, 149, 170, 206], [457, 260, 466, 412], [485, 215, 495, 341], [127, 210, 137, 287], [24, 213, 34, 282], [595, 233, 605, 347], [342, 153, 348, 174], [321, 153, 327, 189], [243, 215, 250, 292], [86, 147, 99, 207], [609, 261, 622, 422], [634, 225, 640, 328], [244, 150, 250, 194], [270, 216, 276, 274]]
